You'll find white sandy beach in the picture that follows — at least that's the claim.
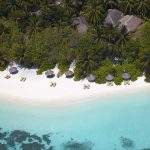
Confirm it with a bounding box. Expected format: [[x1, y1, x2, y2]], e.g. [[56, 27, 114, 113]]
[[0, 66, 150, 103]]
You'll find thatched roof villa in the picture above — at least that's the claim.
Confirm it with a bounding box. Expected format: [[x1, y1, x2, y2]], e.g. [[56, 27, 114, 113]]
[[104, 9, 143, 32], [118, 15, 143, 32], [104, 9, 123, 27]]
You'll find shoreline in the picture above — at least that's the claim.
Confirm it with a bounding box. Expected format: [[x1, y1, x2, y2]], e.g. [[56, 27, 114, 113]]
[[0, 68, 150, 104]]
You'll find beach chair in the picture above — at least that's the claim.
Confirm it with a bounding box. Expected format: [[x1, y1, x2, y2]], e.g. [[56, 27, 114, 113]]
[[124, 81, 127, 85], [23, 77, 26, 82], [87, 84, 90, 89], [83, 84, 86, 89], [53, 82, 56, 87], [111, 82, 113, 86], [50, 82, 53, 87], [20, 77, 24, 81], [5, 75, 11, 79]]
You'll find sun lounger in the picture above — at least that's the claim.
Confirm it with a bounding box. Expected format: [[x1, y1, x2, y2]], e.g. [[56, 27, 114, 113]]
[[20, 77, 24, 81], [50, 82, 53, 87], [5, 75, 11, 79], [53, 82, 56, 87], [111, 82, 113, 86], [23, 77, 26, 82], [124, 81, 127, 85], [83, 84, 86, 89], [87, 84, 90, 89]]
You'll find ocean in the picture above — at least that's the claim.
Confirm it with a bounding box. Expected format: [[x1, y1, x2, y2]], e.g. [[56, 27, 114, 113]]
[[0, 90, 150, 150]]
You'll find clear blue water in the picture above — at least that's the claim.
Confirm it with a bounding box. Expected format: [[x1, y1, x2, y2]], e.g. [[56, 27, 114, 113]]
[[0, 90, 150, 150]]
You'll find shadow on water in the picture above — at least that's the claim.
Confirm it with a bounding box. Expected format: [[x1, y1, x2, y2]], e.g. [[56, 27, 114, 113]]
[[0, 128, 150, 150]]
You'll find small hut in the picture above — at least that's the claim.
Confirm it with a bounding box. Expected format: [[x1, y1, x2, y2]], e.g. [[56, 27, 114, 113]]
[[122, 72, 131, 85], [9, 67, 18, 74], [73, 16, 88, 33], [105, 74, 114, 86], [45, 70, 55, 78], [87, 74, 96, 82], [65, 70, 74, 78], [104, 9, 123, 27]]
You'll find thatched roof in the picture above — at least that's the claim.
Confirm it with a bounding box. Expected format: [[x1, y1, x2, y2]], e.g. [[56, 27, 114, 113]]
[[122, 72, 131, 80], [65, 70, 74, 78], [119, 15, 143, 32], [87, 74, 96, 82], [9, 67, 18, 74], [105, 74, 114, 81], [73, 16, 88, 33], [45, 70, 55, 78], [104, 9, 123, 27]]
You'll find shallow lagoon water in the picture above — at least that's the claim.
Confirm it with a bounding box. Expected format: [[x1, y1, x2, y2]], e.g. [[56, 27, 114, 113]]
[[0, 90, 150, 150]]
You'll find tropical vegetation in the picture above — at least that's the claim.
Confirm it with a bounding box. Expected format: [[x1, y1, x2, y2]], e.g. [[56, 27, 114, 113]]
[[0, 0, 150, 84]]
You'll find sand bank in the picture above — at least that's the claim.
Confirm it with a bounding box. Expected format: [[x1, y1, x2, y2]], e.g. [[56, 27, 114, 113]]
[[0, 67, 150, 103]]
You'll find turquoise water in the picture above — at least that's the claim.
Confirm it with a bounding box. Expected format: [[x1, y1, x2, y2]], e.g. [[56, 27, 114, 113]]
[[0, 90, 150, 150]]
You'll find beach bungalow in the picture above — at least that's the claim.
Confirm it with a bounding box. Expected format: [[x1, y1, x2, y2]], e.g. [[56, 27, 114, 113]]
[[45, 70, 55, 78], [105, 74, 114, 86], [65, 70, 74, 78], [87, 74, 96, 82], [104, 9, 123, 27], [9, 67, 18, 74], [119, 15, 143, 32], [73, 16, 88, 33], [122, 72, 131, 85]]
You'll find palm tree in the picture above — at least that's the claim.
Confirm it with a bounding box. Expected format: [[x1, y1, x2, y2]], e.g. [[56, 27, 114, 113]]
[[103, 0, 119, 9], [6, 0, 18, 20], [18, 0, 31, 11], [63, 0, 76, 17], [77, 52, 98, 78], [115, 26, 129, 56], [135, 0, 150, 17], [83, 0, 104, 26], [27, 15, 41, 43], [0, 23, 9, 44], [140, 48, 150, 73], [120, 0, 135, 14]]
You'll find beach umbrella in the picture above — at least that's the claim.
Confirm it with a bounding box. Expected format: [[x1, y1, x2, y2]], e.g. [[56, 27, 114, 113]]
[[9, 67, 18, 74], [45, 70, 55, 78], [105, 74, 114, 81], [122, 72, 131, 80], [86, 74, 96, 82], [65, 70, 74, 78]]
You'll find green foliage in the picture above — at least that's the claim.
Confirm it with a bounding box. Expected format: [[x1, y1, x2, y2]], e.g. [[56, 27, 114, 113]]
[[139, 22, 150, 82], [0, 0, 149, 84], [94, 60, 114, 84], [94, 61, 142, 85]]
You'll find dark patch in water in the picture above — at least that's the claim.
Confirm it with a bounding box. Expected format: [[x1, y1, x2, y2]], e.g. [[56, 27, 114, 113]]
[[42, 133, 51, 145], [0, 144, 7, 150], [62, 139, 94, 150], [9, 130, 30, 143], [120, 136, 135, 149], [0, 132, 8, 140], [21, 142, 44, 150], [0, 128, 54, 150], [30, 134, 42, 143]]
